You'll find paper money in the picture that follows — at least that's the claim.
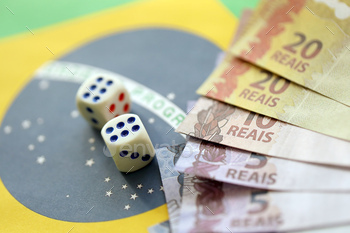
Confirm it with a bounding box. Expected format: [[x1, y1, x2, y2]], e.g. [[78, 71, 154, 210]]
[[148, 221, 170, 233], [231, 0, 350, 106], [175, 137, 350, 191], [229, 9, 253, 47], [177, 175, 350, 233], [294, 225, 350, 233], [176, 97, 350, 167], [156, 145, 185, 233], [197, 54, 350, 141]]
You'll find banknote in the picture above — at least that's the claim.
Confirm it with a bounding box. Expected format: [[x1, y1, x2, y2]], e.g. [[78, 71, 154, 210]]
[[156, 145, 185, 233], [176, 97, 350, 167], [148, 221, 170, 233], [231, 0, 350, 106], [177, 175, 350, 233], [175, 137, 350, 191], [213, 10, 253, 69], [196, 53, 350, 141], [229, 9, 253, 47], [294, 225, 350, 233]]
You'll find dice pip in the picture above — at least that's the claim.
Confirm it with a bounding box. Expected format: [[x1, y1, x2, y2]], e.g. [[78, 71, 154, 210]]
[[76, 74, 131, 129], [101, 114, 155, 172]]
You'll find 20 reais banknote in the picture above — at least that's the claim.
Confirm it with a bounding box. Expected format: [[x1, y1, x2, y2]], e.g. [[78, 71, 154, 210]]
[[231, 0, 350, 106]]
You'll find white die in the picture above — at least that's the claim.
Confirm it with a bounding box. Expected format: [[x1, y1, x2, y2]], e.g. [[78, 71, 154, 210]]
[[101, 114, 155, 172], [76, 74, 131, 129]]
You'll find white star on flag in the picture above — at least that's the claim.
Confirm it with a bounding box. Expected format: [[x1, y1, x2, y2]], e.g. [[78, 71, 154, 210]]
[[4, 126, 12, 134], [130, 193, 138, 200], [36, 156, 46, 165], [105, 190, 113, 197], [124, 204, 131, 210], [122, 184, 128, 189], [37, 135, 46, 143], [148, 118, 155, 124], [71, 110, 79, 118], [28, 144, 35, 151], [22, 120, 31, 129], [104, 177, 111, 182], [148, 188, 154, 194], [85, 159, 95, 167], [160, 186, 164, 191], [39, 80, 49, 90], [167, 92, 176, 100], [137, 184, 143, 189]]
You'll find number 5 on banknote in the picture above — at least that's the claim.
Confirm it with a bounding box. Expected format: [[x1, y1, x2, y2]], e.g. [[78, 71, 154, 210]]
[[248, 190, 268, 214], [230, 188, 283, 230], [245, 153, 267, 169]]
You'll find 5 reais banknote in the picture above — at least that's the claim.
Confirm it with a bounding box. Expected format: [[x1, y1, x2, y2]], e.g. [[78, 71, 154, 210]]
[[177, 175, 350, 233], [176, 137, 350, 191]]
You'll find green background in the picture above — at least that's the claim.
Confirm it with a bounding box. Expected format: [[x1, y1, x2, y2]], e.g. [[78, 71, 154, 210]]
[[0, 0, 258, 39]]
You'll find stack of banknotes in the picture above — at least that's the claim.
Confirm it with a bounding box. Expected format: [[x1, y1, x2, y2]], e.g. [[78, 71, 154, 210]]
[[153, 0, 350, 232]]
